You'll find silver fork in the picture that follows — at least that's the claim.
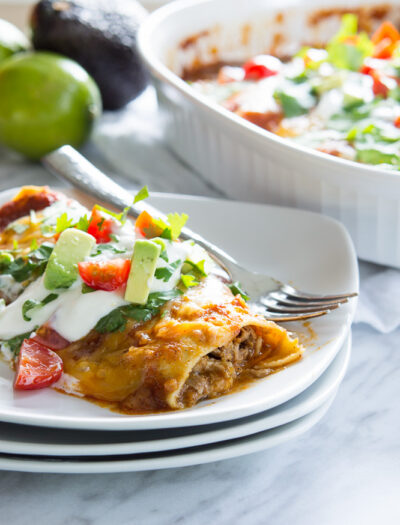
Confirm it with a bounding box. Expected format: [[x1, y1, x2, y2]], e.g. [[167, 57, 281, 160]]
[[43, 146, 357, 322]]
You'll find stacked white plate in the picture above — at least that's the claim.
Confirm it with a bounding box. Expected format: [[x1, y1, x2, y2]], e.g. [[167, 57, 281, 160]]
[[0, 192, 358, 473]]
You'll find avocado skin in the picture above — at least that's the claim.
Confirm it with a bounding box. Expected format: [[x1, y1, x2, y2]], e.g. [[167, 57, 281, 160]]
[[31, 0, 149, 110]]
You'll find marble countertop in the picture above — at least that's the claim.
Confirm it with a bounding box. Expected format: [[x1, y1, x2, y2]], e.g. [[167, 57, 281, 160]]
[[0, 151, 399, 525]]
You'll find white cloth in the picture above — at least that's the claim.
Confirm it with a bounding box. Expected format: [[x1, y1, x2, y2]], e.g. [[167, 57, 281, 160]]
[[354, 263, 400, 333]]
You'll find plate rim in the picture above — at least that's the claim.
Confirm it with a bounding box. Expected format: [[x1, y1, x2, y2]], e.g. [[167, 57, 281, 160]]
[[0, 396, 335, 473], [0, 331, 351, 457]]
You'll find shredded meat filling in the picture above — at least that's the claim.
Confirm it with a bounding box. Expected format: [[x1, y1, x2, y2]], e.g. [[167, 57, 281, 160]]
[[179, 326, 271, 407]]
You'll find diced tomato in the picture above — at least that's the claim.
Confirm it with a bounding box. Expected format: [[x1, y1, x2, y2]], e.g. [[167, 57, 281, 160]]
[[87, 206, 114, 244], [243, 56, 279, 81], [395, 116, 400, 128], [78, 258, 131, 291], [373, 37, 396, 59], [360, 63, 373, 75], [14, 339, 63, 390], [32, 326, 70, 351], [372, 21, 400, 45], [371, 70, 390, 97], [372, 21, 400, 59], [135, 210, 164, 238]]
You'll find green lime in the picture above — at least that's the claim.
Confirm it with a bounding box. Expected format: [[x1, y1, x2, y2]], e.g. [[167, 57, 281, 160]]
[[0, 19, 29, 64], [0, 51, 102, 159]]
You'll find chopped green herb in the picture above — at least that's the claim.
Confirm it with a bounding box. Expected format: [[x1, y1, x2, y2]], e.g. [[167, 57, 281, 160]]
[[92, 243, 126, 256], [95, 308, 126, 333], [2, 328, 38, 355], [82, 283, 96, 294], [97, 217, 105, 231], [180, 274, 199, 289], [109, 233, 120, 243], [133, 186, 149, 204], [159, 249, 169, 262], [95, 289, 182, 334], [274, 84, 316, 118], [93, 186, 148, 228], [56, 212, 74, 234], [155, 259, 182, 282], [6, 242, 54, 282], [76, 215, 90, 232], [183, 259, 207, 277], [229, 282, 250, 301], [0, 252, 14, 272], [30, 238, 39, 251], [22, 293, 58, 321], [166, 213, 188, 240], [12, 240, 19, 251]]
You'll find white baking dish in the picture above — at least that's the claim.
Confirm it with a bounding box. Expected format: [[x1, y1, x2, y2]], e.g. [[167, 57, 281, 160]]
[[138, 0, 400, 268]]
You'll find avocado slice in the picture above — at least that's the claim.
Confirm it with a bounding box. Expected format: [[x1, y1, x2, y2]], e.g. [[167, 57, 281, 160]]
[[30, 0, 149, 110], [44, 229, 95, 290], [125, 240, 161, 305]]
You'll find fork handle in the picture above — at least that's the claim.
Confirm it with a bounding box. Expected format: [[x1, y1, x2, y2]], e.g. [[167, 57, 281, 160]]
[[42, 146, 236, 273]]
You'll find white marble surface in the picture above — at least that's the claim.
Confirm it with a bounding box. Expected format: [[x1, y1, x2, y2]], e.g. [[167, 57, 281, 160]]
[[0, 137, 399, 524]]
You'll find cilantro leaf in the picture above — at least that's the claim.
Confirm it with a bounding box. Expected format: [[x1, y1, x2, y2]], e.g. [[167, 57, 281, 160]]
[[94, 186, 149, 230], [92, 243, 126, 256], [180, 274, 199, 288], [0, 252, 14, 272], [155, 259, 182, 282], [159, 249, 169, 262], [133, 186, 149, 204], [183, 259, 207, 277], [2, 328, 38, 356], [22, 293, 58, 322], [95, 308, 126, 333], [274, 84, 316, 117], [6, 242, 54, 282], [82, 283, 96, 294], [166, 213, 188, 240], [30, 238, 39, 251], [95, 289, 182, 334], [229, 282, 250, 301], [56, 212, 74, 234], [76, 215, 90, 232]]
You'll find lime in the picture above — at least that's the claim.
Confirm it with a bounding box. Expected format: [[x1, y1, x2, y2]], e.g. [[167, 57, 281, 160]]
[[0, 51, 102, 159], [0, 19, 29, 64]]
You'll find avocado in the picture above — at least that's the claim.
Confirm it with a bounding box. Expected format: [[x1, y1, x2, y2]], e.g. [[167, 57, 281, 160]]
[[44, 229, 95, 290], [125, 240, 161, 305], [0, 19, 30, 65], [30, 0, 149, 110]]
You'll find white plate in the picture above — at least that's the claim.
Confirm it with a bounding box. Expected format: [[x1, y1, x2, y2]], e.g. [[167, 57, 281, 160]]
[[0, 189, 358, 430], [0, 396, 334, 473], [0, 332, 351, 457]]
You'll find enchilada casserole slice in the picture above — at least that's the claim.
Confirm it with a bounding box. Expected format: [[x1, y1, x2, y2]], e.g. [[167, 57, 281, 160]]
[[0, 186, 302, 413]]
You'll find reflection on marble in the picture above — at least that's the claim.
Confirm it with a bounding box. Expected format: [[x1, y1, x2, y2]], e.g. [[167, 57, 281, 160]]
[[0, 324, 399, 525]]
